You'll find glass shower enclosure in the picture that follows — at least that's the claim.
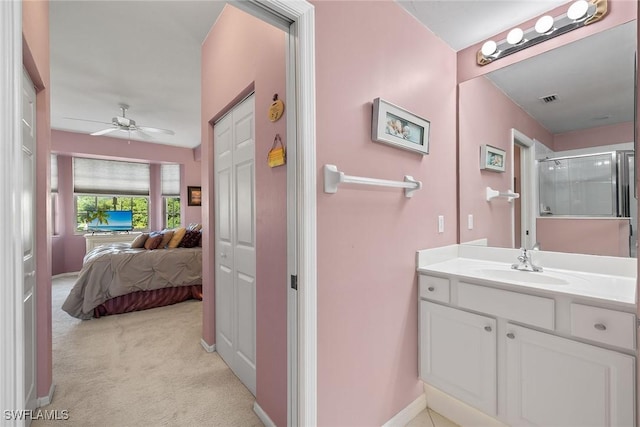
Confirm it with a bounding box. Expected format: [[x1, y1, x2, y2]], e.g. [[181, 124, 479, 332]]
[[538, 150, 636, 256]]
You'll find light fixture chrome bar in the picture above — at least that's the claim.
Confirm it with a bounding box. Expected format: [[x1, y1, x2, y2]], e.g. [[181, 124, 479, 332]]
[[477, 0, 607, 66]]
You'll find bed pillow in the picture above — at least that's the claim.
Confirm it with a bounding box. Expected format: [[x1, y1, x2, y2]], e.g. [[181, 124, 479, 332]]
[[130, 233, 149, 248], [158, 230, 175, 249], [144, 233, 163, 250], [167, 227, 186, 248], [187, 223, 202, 231], [180, 230, 201, 248]]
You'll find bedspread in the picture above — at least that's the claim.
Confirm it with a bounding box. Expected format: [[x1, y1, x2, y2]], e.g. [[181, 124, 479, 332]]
[[62, 243, 202, 319]]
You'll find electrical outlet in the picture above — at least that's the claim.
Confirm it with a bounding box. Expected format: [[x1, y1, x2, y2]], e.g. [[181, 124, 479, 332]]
[[438, 215, 444, 233], [468, 214, 474, 230]]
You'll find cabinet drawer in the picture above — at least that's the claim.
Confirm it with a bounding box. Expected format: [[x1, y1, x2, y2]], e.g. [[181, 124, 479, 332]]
[[570, 304, 636, 350], [419, 275, 450, 303], [458, 282, 554, 330]]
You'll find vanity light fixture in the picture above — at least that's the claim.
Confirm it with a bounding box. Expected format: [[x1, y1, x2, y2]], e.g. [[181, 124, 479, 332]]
[[477, 0, 607, 66]]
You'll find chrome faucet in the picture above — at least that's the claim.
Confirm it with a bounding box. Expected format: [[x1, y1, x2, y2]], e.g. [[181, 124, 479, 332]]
[[511, 243, 543, 272]]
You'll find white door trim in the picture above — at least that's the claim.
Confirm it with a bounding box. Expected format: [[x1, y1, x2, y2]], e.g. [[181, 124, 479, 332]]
[[230, 1, 317, 425], [511, 129, 536, 249], [0, 0, 25, 422]]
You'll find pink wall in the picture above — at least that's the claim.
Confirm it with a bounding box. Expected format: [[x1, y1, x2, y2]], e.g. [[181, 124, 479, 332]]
[[23, 0, 53, 401], [313, 1, 457, 424], [459, 75, 552, 248], [537, 217, 631, 257], [457, 0, 637, 84], [553, 121, 634, 152], [201, 6, 287, 426], [51, 130, 202, 274]]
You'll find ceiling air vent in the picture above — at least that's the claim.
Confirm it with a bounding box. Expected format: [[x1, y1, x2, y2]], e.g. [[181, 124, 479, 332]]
[[539, 94, 559, 104]]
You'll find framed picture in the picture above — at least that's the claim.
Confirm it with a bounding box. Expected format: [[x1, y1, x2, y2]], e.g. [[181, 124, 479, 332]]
[[480, 144, 506, 172], [187, 186, 202, 206], [371, 98, 430, 155]]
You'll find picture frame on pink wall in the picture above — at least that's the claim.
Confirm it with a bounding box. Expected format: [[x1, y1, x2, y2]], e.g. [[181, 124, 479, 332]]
[[371, 98, 429, 155], [480, 144, 506, 172]]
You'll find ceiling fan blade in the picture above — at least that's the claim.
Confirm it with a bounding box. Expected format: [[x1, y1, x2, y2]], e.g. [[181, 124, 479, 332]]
[[91, 128, 119, 136], [133, 129, 153, 140], [137, 125, 175, 136], [64, 117, 113, 126]]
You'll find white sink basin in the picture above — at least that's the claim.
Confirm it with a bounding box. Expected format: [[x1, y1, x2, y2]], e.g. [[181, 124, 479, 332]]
[[473, 268, 572, 285]]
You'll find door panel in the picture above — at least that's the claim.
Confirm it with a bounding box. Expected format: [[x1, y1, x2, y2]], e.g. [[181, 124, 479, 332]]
[[215, 94, 256, 396], [22, 70, 37, 414]]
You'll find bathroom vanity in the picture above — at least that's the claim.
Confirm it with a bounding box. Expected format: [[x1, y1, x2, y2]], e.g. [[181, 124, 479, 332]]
[[417, 244, 637, 427]]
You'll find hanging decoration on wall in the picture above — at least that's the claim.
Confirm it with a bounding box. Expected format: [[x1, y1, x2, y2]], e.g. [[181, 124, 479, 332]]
[[268, 134, 286, 168], [268, 94, 285, 122]]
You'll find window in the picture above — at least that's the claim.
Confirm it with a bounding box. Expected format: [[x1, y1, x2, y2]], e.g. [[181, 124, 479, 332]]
[[74, 158, 150, 232], [162, 163, 181, 228], [50, 154, 59, 235]]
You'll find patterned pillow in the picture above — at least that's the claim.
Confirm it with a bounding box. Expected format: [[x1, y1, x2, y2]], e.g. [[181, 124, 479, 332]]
[[130, 233, 149, 248], [167, 227, 186, 248], [144, 233, 163, 250], [180, 230, 201, 248], [158, 230, 175, 249]]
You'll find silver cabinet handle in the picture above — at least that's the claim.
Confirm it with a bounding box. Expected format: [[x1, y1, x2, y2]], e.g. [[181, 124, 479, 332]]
[[427, 286, 435, 292], [484, 326, 492, 332], [594, 323, 607, 331], [506, 333, 515, 339], [25, 271, 35, 278]]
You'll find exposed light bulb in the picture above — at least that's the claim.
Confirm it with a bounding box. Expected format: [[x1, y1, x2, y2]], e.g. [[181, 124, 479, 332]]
[[567, 0, 590, 21], [535, 15, 554, 34], [507, 28, 525, 45], [481, 40, 498, 57]]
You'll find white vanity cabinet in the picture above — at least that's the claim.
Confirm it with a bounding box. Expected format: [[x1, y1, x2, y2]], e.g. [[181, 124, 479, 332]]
[[418, 273, 636, 426], [420, 301, 497, 415], [505, 323, 635, 427]]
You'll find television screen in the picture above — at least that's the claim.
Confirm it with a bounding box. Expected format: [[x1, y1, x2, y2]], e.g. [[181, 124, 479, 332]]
[[87, 210, 133, 232]]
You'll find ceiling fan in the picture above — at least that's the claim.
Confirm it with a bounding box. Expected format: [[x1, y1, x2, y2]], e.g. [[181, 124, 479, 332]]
[[67, 103, 175, 139]]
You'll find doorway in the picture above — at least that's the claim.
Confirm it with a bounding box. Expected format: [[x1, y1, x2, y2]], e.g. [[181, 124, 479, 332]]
[[512, 129, 536, 250]]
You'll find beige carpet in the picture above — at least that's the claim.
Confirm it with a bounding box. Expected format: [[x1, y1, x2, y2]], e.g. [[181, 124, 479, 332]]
[[33, 275, 263, 427]]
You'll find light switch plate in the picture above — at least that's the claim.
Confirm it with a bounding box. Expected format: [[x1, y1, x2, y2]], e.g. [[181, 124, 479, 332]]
[[468, 214, 473, 230], [438, 215, 444, 233]]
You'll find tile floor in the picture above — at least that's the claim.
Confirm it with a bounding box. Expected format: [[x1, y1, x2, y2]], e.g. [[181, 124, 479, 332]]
[[406, 408, 459, 427]]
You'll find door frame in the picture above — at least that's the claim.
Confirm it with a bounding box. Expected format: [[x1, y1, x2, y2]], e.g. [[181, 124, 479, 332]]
[[232, 2, 317, 425], [0, 0, 26, 421], [511, 129, 536, 249]]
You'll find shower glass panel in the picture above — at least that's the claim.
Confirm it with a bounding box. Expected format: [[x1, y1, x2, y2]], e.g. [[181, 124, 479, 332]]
[[538, 152, 617, 216]]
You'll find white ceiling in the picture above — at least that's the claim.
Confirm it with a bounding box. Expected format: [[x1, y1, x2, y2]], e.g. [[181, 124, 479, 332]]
[[50, 1, 636, 147], [50, 1, 226, 148]]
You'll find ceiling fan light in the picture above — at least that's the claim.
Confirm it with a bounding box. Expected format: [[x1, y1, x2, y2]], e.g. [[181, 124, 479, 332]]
[[567, 0, 590, 21], [507, 28, 525, 45], [535, 15, 555, 34], [481, 40, 498, 57]]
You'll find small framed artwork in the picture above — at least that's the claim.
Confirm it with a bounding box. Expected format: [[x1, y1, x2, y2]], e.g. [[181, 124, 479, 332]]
[[371, 98, 429, 155], [187, 186, 202, 206], [480, 144, 506, 172]]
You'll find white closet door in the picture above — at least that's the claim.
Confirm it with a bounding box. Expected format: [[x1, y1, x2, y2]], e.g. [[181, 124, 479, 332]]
[[22, 70, 37, 414], [215, 94, 256, 395]]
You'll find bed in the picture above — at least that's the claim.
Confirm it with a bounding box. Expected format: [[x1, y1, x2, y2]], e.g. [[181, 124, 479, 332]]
[[62, 243, 203, 319]]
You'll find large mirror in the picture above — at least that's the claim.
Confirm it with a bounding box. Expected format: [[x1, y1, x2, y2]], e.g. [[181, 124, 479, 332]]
[[458, 20, 637, 257]]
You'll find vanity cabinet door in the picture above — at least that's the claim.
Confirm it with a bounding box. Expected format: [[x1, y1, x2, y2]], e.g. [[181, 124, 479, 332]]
[[420, 301, 497, 415], [505, 324, 635, 427]]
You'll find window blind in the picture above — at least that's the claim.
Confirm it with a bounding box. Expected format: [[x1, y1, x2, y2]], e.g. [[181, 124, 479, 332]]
[[161, 163, 180, 197], [73, 157, 150, 195], [50, 154, 58, 193]]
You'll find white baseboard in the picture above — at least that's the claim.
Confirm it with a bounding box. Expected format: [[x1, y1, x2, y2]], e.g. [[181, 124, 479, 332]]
[[253, 401, 276, 427], [382, 392, 427, 427], [52, 271, 80, 279], [36, 383, 55, 408], [424, 383, 507, 427], [200, 338, 216, 353]]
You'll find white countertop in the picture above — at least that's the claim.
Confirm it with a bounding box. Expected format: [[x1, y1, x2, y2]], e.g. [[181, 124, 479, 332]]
[[417, 245, 637, 309]]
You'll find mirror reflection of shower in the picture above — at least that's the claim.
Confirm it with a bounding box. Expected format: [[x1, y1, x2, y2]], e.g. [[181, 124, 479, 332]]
[[538, 151, 636, 257]]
